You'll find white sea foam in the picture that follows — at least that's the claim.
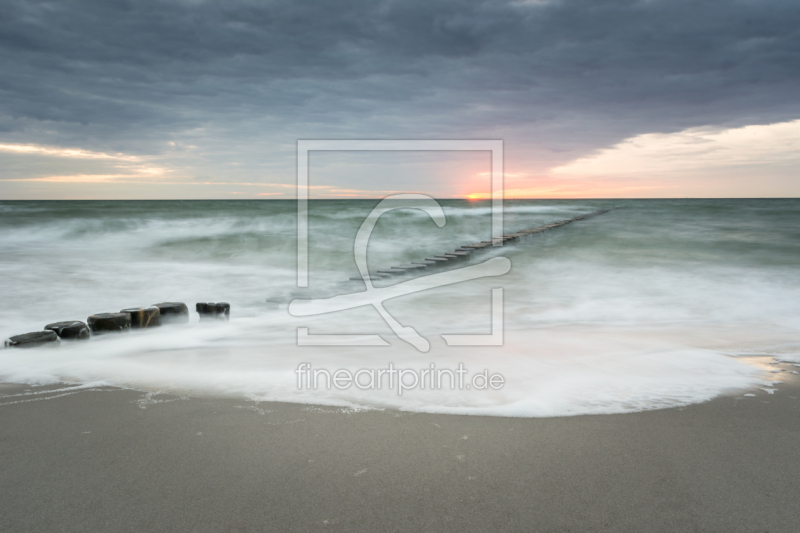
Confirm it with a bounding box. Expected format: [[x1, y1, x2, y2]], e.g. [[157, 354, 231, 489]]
[[1, 199, 797, 417]]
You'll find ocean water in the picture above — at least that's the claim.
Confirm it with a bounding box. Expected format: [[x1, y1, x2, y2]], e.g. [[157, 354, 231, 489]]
[[1, 198, 798, 416]]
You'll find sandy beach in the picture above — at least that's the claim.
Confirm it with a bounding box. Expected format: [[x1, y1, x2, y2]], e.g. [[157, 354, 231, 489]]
[[2, 360, 798, 533]]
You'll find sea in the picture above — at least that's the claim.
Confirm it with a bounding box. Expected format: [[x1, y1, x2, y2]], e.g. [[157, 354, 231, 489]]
[[1, 198, 798, 416]]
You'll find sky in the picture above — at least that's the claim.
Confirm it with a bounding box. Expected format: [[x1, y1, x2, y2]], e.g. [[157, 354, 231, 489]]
[[0, 0, 798, 200]]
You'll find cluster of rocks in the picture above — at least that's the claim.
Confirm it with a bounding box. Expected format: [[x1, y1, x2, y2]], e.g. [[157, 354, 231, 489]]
[[351, 209, 613, 281], [3, 301, 231, 349]]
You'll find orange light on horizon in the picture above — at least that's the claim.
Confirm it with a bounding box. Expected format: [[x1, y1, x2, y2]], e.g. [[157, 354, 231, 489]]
[[460, 183, 666, 200]]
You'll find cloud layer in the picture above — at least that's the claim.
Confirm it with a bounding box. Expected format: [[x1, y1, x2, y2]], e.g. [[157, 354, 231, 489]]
[[1, 0, 799, 197]]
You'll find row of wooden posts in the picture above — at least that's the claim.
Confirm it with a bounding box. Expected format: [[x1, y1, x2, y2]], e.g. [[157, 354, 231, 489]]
[[350, 208, 613, 281], [3, 302, 230, 348], [5, 208, 613, 347]]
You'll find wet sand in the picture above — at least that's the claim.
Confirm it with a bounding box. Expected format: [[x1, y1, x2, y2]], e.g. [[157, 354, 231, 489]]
[[1, 362, 799, 532]]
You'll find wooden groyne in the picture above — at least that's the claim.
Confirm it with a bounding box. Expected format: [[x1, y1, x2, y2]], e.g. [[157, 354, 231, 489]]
[[349, 208, 614, 281], [4, 209, 614, 346], [3, 301, 229, 349]]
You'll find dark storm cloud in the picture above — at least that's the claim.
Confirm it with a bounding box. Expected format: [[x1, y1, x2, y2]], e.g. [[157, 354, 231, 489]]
[[1, 0, 799, 164]]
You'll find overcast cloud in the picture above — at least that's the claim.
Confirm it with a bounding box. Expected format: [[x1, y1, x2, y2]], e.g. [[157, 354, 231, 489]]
[[1, 0, 798, 198]]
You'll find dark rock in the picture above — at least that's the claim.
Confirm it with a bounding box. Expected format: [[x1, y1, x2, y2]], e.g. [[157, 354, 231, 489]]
[[153, 302, 189, 324], [215, 302, 230, 319], [88, 312, 132, 332], [197, 302, 228, 319], [5, 330, 59, 348], [120, 307, 161, 329], [45, 321, 90, 340]]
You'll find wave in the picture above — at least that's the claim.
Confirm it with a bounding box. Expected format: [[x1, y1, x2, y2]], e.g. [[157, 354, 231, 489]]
[[0, 198, 797, 417]]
